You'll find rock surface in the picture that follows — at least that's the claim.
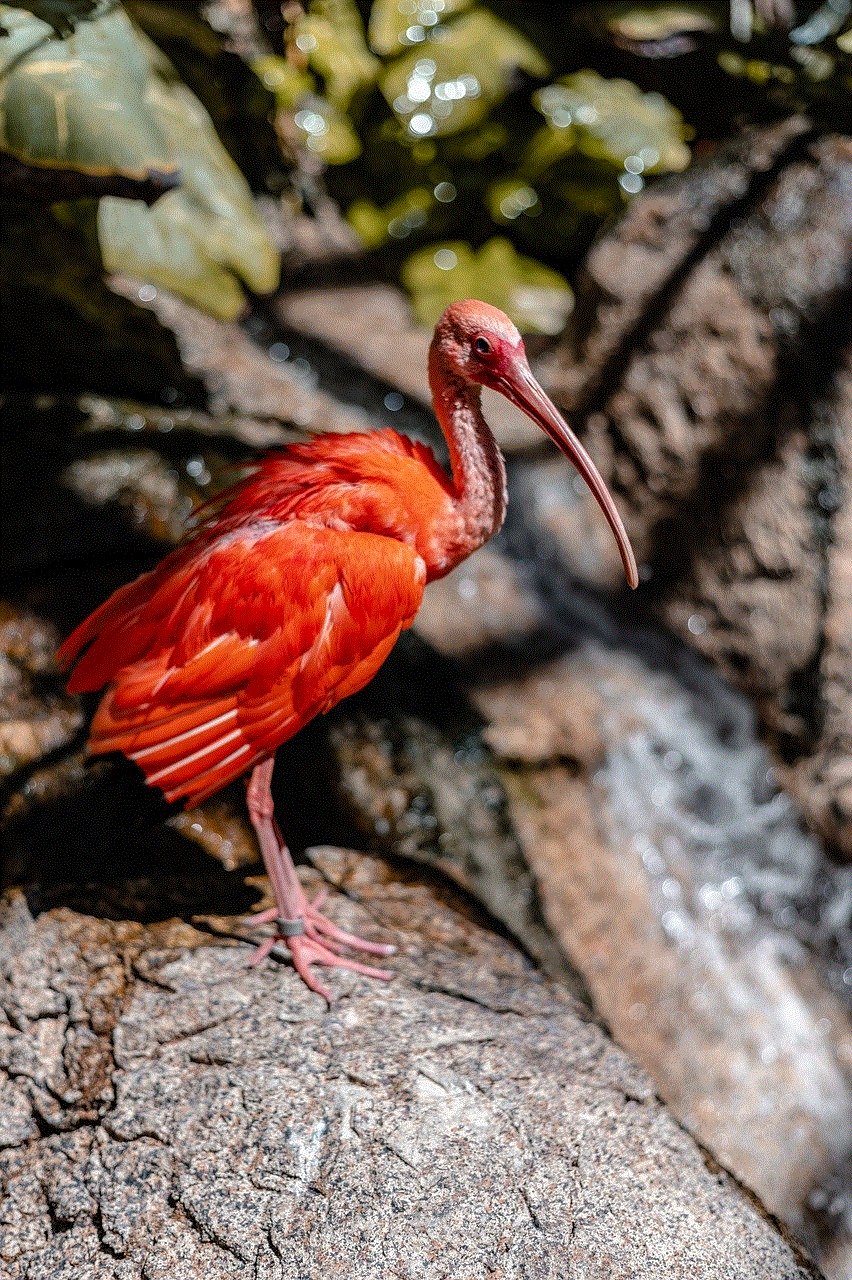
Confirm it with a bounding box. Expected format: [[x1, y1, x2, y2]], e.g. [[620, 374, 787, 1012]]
[[0, 857, 821, 1280], [333, 599, 852, 1273], [546, 123, 852, 858], [276, 282, 546, 452], [0, 605, 81, 777]]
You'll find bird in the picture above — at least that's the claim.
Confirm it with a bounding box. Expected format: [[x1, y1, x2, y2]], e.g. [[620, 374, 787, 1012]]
[[59, 300, 638, 999]]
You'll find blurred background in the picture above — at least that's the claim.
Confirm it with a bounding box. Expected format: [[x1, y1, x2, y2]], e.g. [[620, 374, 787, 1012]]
[[1, 1, 850, 1275]]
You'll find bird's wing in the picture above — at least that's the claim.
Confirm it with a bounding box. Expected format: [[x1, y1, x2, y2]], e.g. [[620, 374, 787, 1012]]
[[62, 522, 427, 806]]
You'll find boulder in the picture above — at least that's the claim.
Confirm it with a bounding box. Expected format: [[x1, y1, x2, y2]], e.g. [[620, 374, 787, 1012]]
[[0, 859, 821, 1280]]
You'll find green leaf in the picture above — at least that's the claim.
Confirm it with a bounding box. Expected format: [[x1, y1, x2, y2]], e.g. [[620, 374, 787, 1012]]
[[549, 159, 626, 216], [0, 149, 178, 203], [487, 171, 624, 259], [368, 0, 473, 57], [529, 70, 691, 176], [437, 118, 507, 161], [254, 56, 362, 164], [0, 6, 279, 318], [97, 66, 279, 315], [591, 1, 721, 42], [486, 178, 542, 225], [126, 2, 281, 184], [348, 186, 434, 248], [291, 94, 363, 163], [294, 0, 379, 108], [253, 54, 315, 109], [0, 5, 174, 176], [401, 237, 572, 334], [380, 9, 548, 140]]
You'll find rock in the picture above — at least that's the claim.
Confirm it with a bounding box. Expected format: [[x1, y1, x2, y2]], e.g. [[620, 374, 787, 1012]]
[[278, 283, 429, 405], [0, 604, 81, 777], [544, 124, 852, 858], [112, 278, 375, 438], [330, 563, 852, 1275], [416, 544, 546, 661], [329, 708, 573, 989], [482, 645, 852, 1240], [0, 865, 821, 1280], [2, 142, 847, 1276]]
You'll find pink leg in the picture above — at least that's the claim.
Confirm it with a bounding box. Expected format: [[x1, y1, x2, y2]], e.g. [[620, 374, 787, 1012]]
[[244, 760, 394, 1000]]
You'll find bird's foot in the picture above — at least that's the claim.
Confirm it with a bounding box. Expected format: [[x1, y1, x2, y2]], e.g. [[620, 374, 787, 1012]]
[[245, 891, 395, 1001]]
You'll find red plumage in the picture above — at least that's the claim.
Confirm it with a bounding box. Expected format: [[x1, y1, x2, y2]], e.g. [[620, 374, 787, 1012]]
[[59, 433, 436, 806]]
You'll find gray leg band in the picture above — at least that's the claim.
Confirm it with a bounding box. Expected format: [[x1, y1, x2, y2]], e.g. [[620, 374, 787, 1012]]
[[277, 917, 305, 938]]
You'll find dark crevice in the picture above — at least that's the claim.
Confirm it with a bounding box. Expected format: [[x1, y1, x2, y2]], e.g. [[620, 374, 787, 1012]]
[[91, 1201, 125, 1259], [30, 1104, 104, 1140], [662, 1103, 828, 1278], [409, 979, 539, 1016], [647, 265, 851, 597], [44, 1191, 76, 1239], [568, 121, 819, 435], [779, 298, 850, 761], [170, 1185, 253, 1265]]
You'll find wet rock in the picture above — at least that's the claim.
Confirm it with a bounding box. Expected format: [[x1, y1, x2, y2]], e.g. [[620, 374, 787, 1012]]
[[480, 645, 852, 1240], [64, 447, 196, 548], [661, 352, 852, 857], [77, 392, 293, 452], [115, 277, 375, 437], [169, 802, 259, 874], [810, 357, 852, 855], [0, 868, 821, 1280], [545, 125, 852, 858], [416, 544, 545, 660], [0, 604, 81, 777], [329, 712, 572, 989]]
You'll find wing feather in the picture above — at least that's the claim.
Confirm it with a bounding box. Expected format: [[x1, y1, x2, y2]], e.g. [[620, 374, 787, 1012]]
[[64, 522, 427, 806]]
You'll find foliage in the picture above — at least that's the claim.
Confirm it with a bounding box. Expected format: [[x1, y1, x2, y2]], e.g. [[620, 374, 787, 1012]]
[[378, 10, 547, 139], [0, 0, 849, 348], [401, 237, 573, 333], [528, 72, 691, 175], [0, 3, 279, 319], [267, 2, 696, 326], [277, 0, 847, 325]]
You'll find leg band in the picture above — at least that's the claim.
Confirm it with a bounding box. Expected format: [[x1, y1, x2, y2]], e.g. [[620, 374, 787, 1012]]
[[277, 916, 306, 938]]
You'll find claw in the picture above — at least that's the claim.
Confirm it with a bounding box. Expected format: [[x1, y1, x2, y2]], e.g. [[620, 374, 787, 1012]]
[[244, 885, 395, 998], [251, 916, 394, 1001]]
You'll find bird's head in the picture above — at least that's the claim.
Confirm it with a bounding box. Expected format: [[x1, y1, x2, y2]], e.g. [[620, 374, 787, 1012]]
[[430, 299, 526, 388], [430, 300, 638, 589]]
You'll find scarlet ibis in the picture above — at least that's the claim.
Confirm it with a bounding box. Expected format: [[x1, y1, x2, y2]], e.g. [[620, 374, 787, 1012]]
[[59, 300, 637, 999]]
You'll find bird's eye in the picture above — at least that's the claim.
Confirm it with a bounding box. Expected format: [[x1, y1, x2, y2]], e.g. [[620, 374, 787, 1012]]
[[474, 336, 492, 355]]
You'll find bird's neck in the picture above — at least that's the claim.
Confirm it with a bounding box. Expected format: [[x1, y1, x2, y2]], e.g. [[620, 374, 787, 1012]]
[[429, 367, 508, 572]]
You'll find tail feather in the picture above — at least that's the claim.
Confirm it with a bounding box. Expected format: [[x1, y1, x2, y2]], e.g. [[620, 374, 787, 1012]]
[[86, 686, 259, 807], [151, 741, 257, 806]]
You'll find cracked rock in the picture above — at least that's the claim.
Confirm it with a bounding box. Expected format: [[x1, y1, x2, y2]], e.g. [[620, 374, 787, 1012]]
[[0, 861, 821, 1280]]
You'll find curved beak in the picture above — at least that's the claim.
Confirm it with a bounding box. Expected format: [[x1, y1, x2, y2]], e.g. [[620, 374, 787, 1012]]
[[495, 359, 638, 589]]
